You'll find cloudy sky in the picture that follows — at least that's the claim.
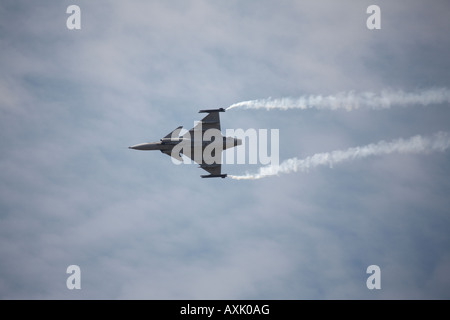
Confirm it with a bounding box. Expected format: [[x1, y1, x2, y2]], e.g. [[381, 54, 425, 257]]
[[1, 0, 450, 299]]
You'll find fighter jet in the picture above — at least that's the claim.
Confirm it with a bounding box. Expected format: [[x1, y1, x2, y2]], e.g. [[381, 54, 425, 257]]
[[129, 108, 242, 178]]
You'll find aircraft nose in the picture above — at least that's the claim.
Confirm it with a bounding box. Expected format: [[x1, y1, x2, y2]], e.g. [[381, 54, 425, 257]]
[[129, 143, 148, 150], [129, 142, 159, 150]]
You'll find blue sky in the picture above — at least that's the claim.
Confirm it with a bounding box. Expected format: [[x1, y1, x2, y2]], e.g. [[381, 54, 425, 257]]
[[1, 0, 450, 299]]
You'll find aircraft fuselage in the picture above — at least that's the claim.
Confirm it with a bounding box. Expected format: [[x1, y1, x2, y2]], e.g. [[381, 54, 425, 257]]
[[129, 136, 241, 151]]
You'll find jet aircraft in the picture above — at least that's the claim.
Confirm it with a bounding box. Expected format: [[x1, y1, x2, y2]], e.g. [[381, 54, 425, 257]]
[[129, 108, 242, 178]]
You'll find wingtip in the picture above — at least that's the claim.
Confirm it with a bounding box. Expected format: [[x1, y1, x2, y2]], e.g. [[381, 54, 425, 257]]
[[198, 108, 226, 113], [201, 174, 227, 179]]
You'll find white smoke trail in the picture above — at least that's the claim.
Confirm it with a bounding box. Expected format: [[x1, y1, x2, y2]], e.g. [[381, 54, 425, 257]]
[[229, 131, 450, 180], [227, 88, 450, 111]]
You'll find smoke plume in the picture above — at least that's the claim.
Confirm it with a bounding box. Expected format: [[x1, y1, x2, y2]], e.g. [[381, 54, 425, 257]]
[[229, 132, 450, 180], [227, 88, 450, 111]]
